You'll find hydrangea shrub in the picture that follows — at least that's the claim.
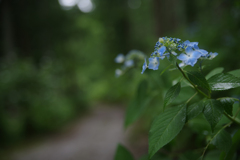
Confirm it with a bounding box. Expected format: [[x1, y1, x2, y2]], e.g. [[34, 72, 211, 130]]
[[114, 37, 240, 160]]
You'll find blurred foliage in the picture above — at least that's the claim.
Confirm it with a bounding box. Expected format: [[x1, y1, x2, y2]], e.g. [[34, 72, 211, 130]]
[[0, 59, 88, 145]]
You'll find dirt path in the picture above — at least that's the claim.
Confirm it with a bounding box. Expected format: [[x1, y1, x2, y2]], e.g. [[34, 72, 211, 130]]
[[3, 105, 147, 160]]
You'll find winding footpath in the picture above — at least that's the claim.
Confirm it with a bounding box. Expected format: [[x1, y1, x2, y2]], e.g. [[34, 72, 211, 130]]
[[3, 106, 147, 160]]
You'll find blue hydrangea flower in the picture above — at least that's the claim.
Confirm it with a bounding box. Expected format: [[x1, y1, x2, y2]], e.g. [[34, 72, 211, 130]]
[[124, 60, 134, 67], [176, 38, 181, 42], [141, 59, 148, 74], [155, 41, 161, 49], [208, 52, 218, 59], [164, 51, 177, 59], [151, 51, 158, 56], [148, 57, 160, 70], [193, 44, 208, 56], [115, 54, 125, 63], [159, 55, 166, 60], [177, 47, 202, 67], [183, 40, 198, 48], [157, 46, 166, 56], [138, 37, 218, 74]]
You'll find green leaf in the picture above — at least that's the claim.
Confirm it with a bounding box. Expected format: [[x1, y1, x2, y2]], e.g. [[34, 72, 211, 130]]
[[203, 150, 222, 160], [148, 104, 186, 159], [114, 144, 135, 160], [225, 129, 240, 160], [172, 77, 190, 88], [124, 100, 140, 128], [179, 152, 201, 160], [187, 71, 210, 92], [206, 67, 224, 80], [218, 97, 237, 116], [197, 155, 203, 160], [187, 100, 205, 121], [207, 73, 240, 91], [124, 80, 156, 128], [163, 82, 181, 110], [219, 152, 226, 160], [188, 114, 211, 134], [228, 69, 240, 78], [203, 99, 224, 132], [137, 80, 148, 100], [211, 129, 232, 154], [124, 96, 155, 128], [139, 154, 170, 160], [181, 79, 192, 88]]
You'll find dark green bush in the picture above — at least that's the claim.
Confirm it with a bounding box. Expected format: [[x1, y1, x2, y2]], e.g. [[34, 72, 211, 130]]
[[0, 59, 88, 145]]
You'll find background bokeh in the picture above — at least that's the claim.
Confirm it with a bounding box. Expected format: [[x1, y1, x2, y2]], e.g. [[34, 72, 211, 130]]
[[0, 0, 240, 159]]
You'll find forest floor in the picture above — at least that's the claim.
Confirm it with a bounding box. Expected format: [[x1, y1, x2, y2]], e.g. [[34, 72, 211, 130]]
[[1, 104, 148, 160]]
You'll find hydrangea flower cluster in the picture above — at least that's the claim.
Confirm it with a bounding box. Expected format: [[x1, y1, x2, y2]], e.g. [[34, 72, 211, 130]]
[[115, 50, 146, 77], [141, 37, 218, 74]]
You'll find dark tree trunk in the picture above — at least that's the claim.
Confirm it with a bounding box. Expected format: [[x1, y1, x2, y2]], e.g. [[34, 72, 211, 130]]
[[0, 0, 15, 59]]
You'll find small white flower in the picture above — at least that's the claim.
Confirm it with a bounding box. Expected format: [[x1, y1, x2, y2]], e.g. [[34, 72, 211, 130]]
[[115, 54, 125, 63], [124, 60, 134, 67], [115, 69, 123, 77]]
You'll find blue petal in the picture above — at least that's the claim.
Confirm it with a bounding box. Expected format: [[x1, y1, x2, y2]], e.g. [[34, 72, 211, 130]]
[[184, 40, 198, 47], [184, 40, 190, 45], [198, 49, 208, 56], [171, 51, 177, 56], [189, 42, 198, 47], [148, 57, 160, 70], [209, 52, 218, 59], [141, 59, 147, 74], [177, 53, 189, 61], [193, 44, 199, 50], [164, 52, 177, 59], [163, 53, 170, 59], [185, 47, 193, 55], [159, 55, 165, 60], [191, 51, 202, 58], [186, 57, 198, 67], [158, 46, 166, 56]]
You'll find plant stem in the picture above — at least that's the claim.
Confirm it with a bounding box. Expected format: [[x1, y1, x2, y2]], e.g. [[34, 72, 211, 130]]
[[186, 92, 198, 104], [224, 112, 240, 125], [201, 121, 233, 160], [165, 47, 209, 98], [201, 107, 240, 159], [234, 103, 240, 119], [160, 64, 173, 75], [175, 62, 210, 99], [199, 60, 203, 73], [201, 106, 240, 159]]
